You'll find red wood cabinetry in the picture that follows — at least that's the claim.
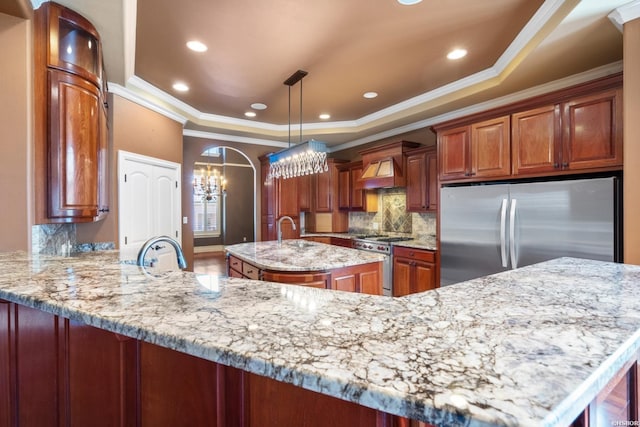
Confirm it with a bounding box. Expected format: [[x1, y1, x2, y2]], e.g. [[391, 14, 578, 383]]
[[406, 146, 438, 212], [436, 74, 623, 183], [34, 2, 109, 223], [338, 161, 378, 212], [392, 247, 437, 297]]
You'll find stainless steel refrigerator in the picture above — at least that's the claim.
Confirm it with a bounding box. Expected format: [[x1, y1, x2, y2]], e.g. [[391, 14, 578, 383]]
[[440, 176, 621, 286]]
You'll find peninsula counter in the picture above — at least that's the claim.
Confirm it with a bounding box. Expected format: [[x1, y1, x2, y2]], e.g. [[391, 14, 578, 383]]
[[0, 251, 639, 426]]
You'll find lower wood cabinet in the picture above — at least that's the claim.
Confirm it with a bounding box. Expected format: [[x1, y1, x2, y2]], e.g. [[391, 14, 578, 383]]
[[392, 247, 437, 297], [228, 254, 382, 295]]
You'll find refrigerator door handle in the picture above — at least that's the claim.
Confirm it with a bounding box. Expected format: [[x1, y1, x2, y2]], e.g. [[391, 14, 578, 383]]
[[500, 198, 508, 267], [509, 198, 518, 269]]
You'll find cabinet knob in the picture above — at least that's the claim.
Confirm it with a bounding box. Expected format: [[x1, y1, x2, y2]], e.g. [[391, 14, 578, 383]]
[[553, 163, 559, 168], [562, 162, 569, 168]]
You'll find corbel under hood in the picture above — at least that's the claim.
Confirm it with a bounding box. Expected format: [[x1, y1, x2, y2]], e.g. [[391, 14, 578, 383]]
[[359, 141, 420, 189]]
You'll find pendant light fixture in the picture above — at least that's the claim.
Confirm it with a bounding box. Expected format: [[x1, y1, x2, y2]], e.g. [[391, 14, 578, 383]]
[[266, 70, 329, 180]]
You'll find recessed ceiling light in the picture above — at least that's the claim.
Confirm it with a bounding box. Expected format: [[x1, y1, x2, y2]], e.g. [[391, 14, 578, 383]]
[[186, 40, 208, 52], [251, 103, 267, 110], [397, 0, 422, 4], [319, 113, 331, 120], [447, 48, 468, 60], [172, 82, 189, 92], [244, 111, 257, 118], [363, 92, 378, 99]]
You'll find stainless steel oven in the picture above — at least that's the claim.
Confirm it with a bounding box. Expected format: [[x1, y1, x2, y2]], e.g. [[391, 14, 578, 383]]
[[352, 235, 412, 296]]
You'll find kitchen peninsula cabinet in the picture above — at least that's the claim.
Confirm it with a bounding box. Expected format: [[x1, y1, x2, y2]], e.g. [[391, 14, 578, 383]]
[[392, 246, 437, 296], [406, 146, 438, 212], [34, 2, 109, 223]]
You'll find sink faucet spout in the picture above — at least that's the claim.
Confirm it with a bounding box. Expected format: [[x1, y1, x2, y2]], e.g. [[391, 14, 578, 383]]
[[276, 216, 297, 244], [137, 236, 187, 269]]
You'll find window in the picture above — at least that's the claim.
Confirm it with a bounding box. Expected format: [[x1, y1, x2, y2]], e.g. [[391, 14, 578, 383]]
[[193, 196, 221, 237]]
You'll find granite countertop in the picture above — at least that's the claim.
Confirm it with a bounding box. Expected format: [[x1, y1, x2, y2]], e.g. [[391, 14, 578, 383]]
[[0, 251, 639, 426], [301, 233, 438, 251], [225, 239, 385, 271]]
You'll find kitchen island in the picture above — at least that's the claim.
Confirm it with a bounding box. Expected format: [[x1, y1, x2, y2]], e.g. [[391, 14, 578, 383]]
[[0, 251, 639, 426], [225, 239, 385, 294]]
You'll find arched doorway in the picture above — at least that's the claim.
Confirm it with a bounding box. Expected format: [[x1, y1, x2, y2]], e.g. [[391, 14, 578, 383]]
[[191, 145, 256, 253]]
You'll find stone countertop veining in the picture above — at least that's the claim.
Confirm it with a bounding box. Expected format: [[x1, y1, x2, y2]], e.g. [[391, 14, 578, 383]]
[[225, 239, 385, 271], [0, 251, 639, 426]]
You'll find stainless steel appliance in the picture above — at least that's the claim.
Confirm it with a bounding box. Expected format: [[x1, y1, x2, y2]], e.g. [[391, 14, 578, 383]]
[[440, 176, 621, 286], [352, 235, 413, 296]]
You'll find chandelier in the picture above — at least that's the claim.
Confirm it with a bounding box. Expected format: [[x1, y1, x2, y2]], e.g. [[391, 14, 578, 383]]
[[193, 164, 226, 201], [266, 70, 329, 180]]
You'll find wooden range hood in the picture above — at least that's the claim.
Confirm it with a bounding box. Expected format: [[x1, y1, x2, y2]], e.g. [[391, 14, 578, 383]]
[[359, 141, 420, 189]]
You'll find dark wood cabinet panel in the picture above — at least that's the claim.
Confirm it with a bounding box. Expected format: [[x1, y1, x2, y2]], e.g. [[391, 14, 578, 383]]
[[562, 88, 623, 171], [0, 301, 13, 427], [338, 168, 350, 209], [471, 115, 511, 179], [337, 162, 377, 212], [437, 125, 469, 181], [262, 271, 330, 289], [393, 247, 437, 297], [48, 69, 101, 220], [277, 175, 298, 217], [298, 173, 311, 212], [406, 147, 437, 212], [140, 342, 219, 426], [512, 104, 561, 175], [34, 2, 109, 224]]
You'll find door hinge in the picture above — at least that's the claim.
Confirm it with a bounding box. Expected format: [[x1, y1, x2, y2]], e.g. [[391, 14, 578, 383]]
[[176, 181, 178, 188], [175, 231, 178, 238], [125, 236, 128, 244], [124, 174, 127, 183]]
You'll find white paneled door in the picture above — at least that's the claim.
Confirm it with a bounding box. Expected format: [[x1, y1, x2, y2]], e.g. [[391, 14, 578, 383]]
[[118, 151, 182, 269]]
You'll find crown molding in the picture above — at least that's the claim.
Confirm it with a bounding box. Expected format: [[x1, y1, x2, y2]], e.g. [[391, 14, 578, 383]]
[[108, 83, 188, 124], [609, 0, 640, 32], [182, 129, 289, 149]]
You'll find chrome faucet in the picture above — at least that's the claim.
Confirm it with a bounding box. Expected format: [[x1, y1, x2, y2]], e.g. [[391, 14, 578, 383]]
[[276, 216, 296, 244], [137, 236, 187, 270]]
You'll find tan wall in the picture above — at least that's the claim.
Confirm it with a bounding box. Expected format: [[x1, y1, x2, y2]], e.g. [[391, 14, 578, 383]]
[[623, 18, 640, 265], [0, 13, 30, 251], [76, 95, 184, 251]]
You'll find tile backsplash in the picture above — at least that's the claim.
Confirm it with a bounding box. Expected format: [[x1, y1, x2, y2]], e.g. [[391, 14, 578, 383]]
[[348, 188, 436, 237]]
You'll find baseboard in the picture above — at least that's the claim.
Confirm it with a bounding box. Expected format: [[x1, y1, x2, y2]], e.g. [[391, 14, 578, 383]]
[[194, 245, 225, 253]]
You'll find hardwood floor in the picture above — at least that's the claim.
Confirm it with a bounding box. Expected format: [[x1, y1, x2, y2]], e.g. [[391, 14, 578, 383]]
[[193, 252, 227, 277]]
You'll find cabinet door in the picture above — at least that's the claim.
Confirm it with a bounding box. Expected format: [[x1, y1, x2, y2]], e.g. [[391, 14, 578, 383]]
[[562, 88, 623, 171], [426, 152, 438, 211], [512, 105, 561, 175], [48, 69, 100, 221], [298, 174, 311, 212], [392, 257, 412, 297], [315, 169, 332, 212], [406, 153, 426, 212], [350, 166, 365, 211], [337, 169, 350, 210], [332, 273, 357, 292], [413, 260, 436, 293], [438, 125, 469, 181], [471, 116, 511, 179], [277, 176, 298, 217]]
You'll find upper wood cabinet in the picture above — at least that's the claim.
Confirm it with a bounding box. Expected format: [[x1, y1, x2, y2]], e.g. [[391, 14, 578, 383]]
[[34, 2, 109, 223], [438, 116, 510, 182], [435, 73, 623, 183], [337, 161, 378, 212], [298, 173, 311, 212], [406, 146, 438, 212]]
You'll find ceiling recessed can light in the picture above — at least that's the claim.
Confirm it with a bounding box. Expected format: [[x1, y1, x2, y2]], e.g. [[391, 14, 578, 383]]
[[363, 91, 378, 99], [319, 113, 331, 120], [397, 0, 422, 4], [244, 111, 257, 118], [186, 40, 208, 52], [251, 103, 267, 110], [172, 82, 189, 92], [447, 48, 468, 60]]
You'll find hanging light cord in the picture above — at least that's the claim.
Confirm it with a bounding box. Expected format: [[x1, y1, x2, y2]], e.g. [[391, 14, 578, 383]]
[[299, 78, 303, 144]]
